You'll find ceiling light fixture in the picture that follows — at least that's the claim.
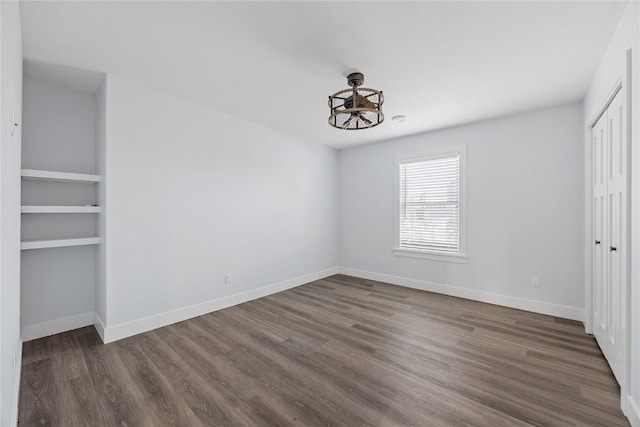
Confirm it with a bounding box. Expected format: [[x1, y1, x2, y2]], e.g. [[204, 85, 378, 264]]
[[328, 72, 384, 130], [392, 115, 407, 123]]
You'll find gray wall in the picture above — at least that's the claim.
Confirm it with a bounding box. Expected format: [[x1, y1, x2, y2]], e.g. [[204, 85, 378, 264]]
[[339, 103, 585, 308], [21, 76, 97, 329], [102, 74, 339, 326], [22, 76, 96, 173]]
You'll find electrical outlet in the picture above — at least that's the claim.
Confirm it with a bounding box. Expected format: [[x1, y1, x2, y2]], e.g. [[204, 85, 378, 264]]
[[531, 276, 540, 288], [225, 274, 231, 285]]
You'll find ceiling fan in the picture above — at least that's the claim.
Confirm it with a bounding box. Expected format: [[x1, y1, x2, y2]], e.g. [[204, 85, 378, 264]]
[[328, 72, 384, 130]]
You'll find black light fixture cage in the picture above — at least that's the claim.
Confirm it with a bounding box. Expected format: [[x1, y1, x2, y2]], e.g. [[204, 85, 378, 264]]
[[328, 72, 384, 130]]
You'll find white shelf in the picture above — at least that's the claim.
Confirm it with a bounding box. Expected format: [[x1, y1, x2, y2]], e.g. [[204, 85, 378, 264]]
[[21, 237, 101, 250], [21, 169, 100, 184], [21, 205, 101, 213]]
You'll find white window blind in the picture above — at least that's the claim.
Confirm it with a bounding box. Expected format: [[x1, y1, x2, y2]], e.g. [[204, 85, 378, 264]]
[[399, 153, 460, 253]]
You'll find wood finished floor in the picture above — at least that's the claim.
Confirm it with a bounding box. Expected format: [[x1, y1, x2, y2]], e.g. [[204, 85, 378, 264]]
[[19, 274, 629, 426]]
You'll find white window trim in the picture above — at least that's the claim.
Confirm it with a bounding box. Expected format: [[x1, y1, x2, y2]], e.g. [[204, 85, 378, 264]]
[[393, 145, 468, 263]]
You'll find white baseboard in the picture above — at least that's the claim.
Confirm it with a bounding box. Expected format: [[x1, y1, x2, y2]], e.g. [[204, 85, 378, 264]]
[[102, 267, 340, 343], [10, 341, 22, 427], [93, 312, 106, 343], [338, 267, 584, 321], [628, 395, 640, 427], [21, 312, 95, 342]]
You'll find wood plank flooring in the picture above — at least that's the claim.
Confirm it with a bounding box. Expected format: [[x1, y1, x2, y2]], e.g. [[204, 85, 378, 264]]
[[19, 274, 629, 426]]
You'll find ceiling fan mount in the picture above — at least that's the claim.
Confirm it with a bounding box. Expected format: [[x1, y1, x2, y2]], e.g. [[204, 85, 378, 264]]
[[347, 72, 364, 88]]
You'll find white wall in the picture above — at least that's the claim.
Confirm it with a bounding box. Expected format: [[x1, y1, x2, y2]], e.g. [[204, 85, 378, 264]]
[[0, 2, 22, 425], [95, 79, 107, 327], [20, 76, 97, 333], [584, 1, 640, 423], [339, 103, 585, 312], [102, 75, 339, 327]]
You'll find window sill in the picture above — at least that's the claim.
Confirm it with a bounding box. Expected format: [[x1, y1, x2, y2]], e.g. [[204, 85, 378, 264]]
[[392, 247, 469, 264]]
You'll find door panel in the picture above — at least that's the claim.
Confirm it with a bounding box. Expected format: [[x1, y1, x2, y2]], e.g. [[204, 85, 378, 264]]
[[592, 111, 607, 338], [605, 89, 626, 383]]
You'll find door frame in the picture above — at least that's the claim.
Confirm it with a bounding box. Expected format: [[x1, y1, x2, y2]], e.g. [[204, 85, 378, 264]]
[[584, 48, 632, 415]]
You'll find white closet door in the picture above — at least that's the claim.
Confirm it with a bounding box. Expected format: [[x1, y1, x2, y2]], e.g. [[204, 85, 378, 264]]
[[605, 89, 626, 383], [592, 88, 626, 385], [592, 109, 608, 357]]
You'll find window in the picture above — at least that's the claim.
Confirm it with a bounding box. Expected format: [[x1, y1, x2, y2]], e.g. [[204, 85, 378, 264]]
[[394, 146, 467, 263]]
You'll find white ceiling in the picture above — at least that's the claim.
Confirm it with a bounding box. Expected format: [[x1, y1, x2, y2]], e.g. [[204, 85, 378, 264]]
[[20, 1, 627, 149]]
